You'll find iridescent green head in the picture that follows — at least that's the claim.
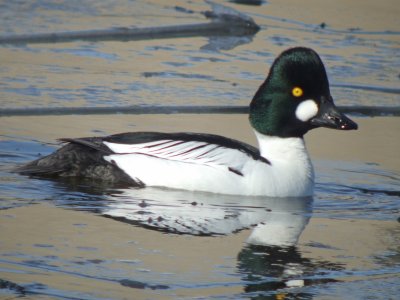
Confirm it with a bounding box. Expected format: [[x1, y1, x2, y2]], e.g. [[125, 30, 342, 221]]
[[249, 47, 357, 138]]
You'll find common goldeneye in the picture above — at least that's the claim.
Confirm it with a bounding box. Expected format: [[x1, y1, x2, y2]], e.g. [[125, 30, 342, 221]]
[[15, 47, 357, 197]]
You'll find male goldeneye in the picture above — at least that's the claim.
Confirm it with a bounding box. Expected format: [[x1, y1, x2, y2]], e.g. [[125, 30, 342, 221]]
[[15, 47, 357, 197]]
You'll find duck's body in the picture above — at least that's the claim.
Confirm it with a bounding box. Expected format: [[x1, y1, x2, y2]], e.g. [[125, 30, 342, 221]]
[[15, 47, 357, 197], [102, 132, 313, 197], [17, 132, 314, 197]]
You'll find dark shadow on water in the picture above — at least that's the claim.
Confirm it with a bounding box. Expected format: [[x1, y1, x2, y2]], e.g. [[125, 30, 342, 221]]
[[1, 105, 400, 117], [237, 244, 344, 299]]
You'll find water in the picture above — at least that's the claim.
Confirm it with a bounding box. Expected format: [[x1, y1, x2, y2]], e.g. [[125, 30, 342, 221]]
[[1, 0, 399, 299], [0, 139, 399, 299], [0, 0, 399, 110]]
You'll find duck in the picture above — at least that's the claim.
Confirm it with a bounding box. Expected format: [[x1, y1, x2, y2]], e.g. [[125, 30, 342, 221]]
[[15, 47, 358, 197]]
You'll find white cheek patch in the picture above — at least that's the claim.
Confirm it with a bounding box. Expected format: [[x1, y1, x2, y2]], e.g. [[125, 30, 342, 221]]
[[295, 99, 319, 122]]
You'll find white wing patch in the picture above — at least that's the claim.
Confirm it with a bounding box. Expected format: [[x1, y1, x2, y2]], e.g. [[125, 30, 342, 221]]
[[103, 139, 252, 171]]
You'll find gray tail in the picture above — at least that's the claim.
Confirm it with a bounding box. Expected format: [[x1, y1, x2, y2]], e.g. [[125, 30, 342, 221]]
[[14, 141, 137, 185]]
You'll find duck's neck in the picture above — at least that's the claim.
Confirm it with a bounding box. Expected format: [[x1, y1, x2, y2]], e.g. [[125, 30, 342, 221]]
[[254, 131, 311, 165], [252, 132, 315, 197]]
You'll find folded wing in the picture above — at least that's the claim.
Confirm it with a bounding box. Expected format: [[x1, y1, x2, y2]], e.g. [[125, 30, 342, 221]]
[[102, 132, 269, 175]]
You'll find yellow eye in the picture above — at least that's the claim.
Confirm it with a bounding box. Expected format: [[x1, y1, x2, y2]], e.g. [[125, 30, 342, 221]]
[[292, 87, 303, 98]]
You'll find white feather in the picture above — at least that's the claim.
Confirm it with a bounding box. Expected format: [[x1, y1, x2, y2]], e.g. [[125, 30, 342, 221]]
[[103, 133, 314, 197], [295, 99, 318, 122], [104, 140, 249, 169]]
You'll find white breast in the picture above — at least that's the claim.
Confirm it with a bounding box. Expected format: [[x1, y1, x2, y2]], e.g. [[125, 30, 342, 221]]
[[253, 132, 315, 196]]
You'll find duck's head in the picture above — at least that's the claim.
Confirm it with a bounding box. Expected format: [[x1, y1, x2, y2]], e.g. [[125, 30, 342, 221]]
[[249, 47, 358, 138]]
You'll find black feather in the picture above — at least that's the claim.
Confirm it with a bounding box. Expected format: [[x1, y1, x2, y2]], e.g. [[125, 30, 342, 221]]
[[14, 142, 139, 185], [14, 131, 269, 184]]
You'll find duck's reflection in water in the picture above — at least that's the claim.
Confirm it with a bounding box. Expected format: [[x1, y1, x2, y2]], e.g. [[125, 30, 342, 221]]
[[100, 188, 342, 296], [238, 245, 343, 298], [101, 188, 313, 247], [51, 182, 343, 296]]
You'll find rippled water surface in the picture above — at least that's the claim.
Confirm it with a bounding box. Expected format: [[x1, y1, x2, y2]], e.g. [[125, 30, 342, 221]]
[[1, 0, 399, 110], [1, 0, 399, 299], [0, 139, 399, 299]]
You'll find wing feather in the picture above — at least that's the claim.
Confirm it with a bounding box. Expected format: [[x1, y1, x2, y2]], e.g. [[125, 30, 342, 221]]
[[102, 133, 269, 172]]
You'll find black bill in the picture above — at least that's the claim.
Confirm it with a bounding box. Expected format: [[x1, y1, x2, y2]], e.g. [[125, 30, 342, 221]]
[[311, 96, 358, 130]]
